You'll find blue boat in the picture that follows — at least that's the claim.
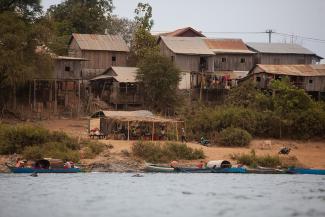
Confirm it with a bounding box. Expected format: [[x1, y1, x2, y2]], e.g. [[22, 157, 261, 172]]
[[7, 166, 81, 173], [6, 159, 81, 173], [287, 168, 325, 175]]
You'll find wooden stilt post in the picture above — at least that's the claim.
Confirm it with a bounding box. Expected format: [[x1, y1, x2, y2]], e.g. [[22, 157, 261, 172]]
[[78, 80, 81, 119], [127, 121, 130, 141], [29, 81, 31, 111], [152, 122, 155, 141], [54, 80, 57, 115], [175, 122, 179, 141], [33, 79, 36, 111]]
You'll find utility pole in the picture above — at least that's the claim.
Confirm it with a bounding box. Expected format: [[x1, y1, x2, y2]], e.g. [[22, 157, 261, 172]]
[[266, 29, 274, 43]]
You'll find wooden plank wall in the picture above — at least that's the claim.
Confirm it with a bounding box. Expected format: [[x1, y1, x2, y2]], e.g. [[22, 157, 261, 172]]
[[214, 54, 253, 71], [255, 54, 317, 65]]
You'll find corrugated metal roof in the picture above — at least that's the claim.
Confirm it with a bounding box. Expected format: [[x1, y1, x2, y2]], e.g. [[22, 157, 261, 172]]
[[71, 33, 129, 52], [214, 71, 249, 79], [111, 67, 137, 83], [246, 42, 316, 55], [160, 36, 215, 55], [253, 64, 325, 77], [90, 67, 138, 82], [54, 56, 88, 61], [105, 67, 138, 83], [159, 27, 205, 37], [89, 74, 113, 81], [204, 39, 254, 54], [98, 110, 181, 123]]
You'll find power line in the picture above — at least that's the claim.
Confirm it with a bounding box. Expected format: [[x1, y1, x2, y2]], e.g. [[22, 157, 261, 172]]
[[275, 32, 325, 43]]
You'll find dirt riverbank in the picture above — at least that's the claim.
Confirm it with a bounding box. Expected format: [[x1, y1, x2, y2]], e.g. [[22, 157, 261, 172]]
[[1, 119, 325, 172]]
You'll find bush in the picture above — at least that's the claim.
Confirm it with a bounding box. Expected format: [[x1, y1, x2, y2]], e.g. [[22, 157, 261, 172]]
[[132, 141, 205, 163], [22, 146, 43, 160], [22, 142, 80, 162], [0, 124, 81, 162], [0, 124, 80, 154], [219, 127, 252, 147], [231, 149, 281, 168]]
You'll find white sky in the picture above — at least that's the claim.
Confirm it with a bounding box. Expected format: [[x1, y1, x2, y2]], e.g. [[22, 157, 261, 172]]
[[42, 0, 325, 62]]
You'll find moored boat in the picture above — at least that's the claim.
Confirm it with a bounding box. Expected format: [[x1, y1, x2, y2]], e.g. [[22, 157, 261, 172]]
[[7, 166, 81, 173], [6, 158, 81, 173], [287, 168, 325, 175], [145, 163, 246, 173]]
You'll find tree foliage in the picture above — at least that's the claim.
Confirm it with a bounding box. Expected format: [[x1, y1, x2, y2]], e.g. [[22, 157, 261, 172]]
[[0, 0, 42, 20], [106, 16, 136, 45], [0, 8, 53, 109], [137, 53, 181, 114], [130, 2, 158, 65], [46, 0, 114, 54], [185, 79, 325, 140]]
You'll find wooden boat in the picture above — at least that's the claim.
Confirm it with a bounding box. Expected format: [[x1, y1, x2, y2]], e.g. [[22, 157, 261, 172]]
[[7, 166, 81, 173], [246, 166, 288, 174], [287, 168, 325, 175], [6, 159, 81, 173], [145, 163, 246, 173]]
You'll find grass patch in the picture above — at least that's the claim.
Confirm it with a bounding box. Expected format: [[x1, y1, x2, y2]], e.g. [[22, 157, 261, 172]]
[[132, 141, 205, 163], [231, 149, 281, 168]]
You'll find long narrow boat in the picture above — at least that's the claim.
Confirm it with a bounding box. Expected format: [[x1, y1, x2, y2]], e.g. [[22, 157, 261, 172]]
[[287, 168, 325, 175], [6, 159, 81, 173], [7, 166, 81, 173], [145, 163, 246, 173]]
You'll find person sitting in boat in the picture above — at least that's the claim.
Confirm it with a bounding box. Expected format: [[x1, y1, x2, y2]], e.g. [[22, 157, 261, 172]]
[[64, 161, 72, 169], [170, 160, 178, 168], [15, 158, 25, 168], [196, 160, 206, 169]]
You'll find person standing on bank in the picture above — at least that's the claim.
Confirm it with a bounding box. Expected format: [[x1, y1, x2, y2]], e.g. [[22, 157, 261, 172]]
[[181, 128, 187, 143]]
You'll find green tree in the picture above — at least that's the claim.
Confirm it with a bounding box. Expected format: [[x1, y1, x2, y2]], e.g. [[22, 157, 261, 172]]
[[0, 12, 53, 109], [270, 77, 313, 117], [130, 2, 158, 65], [46, 0, 114, 55], [137, 53, 181, 114], [227, 80, 272, 110], [0, 0, 42, 20], [106, 16, 136, 45]]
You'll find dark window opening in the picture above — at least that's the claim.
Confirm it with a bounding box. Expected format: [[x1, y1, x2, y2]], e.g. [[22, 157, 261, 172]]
[[112, 56, 116, 61], [199, 57, 208, 71], [256, 77, 261, 82], [309, 79, 313, 84], [240, 58, 246, 63], [222, 57, 227, 63], [65, 66, 70, 72]]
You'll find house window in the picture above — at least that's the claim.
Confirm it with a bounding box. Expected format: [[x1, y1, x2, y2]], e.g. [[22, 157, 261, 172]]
[[240, 58, 246, 63], [112, 56, 116, 62], [256, 77, 261, 82], [309, 79, 313, 84], [222, 57, 227, 63], [65, 66, 70, 72]]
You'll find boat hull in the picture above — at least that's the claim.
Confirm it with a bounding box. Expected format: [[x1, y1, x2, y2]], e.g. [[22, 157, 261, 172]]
[[8, 167, 81, 173], [287, 168, 325, 175], [145, 164, 246, 173]]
